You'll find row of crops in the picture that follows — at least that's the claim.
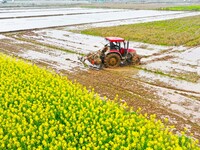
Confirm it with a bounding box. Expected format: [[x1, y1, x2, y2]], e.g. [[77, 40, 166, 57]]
[[0, 53, 199, 149]]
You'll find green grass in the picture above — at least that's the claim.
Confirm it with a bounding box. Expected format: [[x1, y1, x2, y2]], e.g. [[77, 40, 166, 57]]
[[81, 15, 200, 46], [161, 5, 200, 11]]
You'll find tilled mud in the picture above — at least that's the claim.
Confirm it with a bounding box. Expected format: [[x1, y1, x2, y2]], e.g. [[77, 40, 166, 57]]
[[63, 68, 200, 141]]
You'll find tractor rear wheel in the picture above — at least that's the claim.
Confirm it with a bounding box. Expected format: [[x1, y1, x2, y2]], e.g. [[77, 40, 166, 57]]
[[104, 53, 121, 68], [132, 54, 141, 65]]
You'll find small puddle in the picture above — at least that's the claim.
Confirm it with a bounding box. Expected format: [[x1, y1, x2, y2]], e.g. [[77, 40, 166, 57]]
[[25, 29, 107, 54], [135, 70, 200, 94], [18, 49, 86, 72], [0, 34, 10, 39], [178, 47, 200, 65], [14, 29, 200, 85], [23, 29, 173, 57], [140, 80, 200, 125]]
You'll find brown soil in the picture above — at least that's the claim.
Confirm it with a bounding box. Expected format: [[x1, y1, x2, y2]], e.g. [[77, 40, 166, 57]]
[[61, 68, 200, 141]]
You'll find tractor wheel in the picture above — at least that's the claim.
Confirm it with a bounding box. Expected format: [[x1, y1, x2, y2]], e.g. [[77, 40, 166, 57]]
[[104, 53, 121, 68], [130, 52, 141, 65]]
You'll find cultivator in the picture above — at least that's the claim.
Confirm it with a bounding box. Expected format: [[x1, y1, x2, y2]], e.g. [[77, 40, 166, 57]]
[[78, 50, 103, 69]]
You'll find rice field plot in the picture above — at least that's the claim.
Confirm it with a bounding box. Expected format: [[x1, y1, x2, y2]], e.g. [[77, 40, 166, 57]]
[[81, 15, 200, 47], [161, 5, 200, 11]]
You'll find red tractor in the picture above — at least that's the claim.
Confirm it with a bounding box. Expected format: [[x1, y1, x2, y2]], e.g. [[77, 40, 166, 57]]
[[80, 37, 140, 68]]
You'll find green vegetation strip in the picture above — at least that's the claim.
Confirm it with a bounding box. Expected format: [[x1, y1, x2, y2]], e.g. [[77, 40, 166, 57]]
[[161, 5, 200, 11], [81, 15, 200, 46], [0, 53, 199, 149]]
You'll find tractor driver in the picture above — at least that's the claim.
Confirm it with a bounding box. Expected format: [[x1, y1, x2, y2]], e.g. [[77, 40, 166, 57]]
[[100, 44, 109, 64], [110, 42, 120, 50]]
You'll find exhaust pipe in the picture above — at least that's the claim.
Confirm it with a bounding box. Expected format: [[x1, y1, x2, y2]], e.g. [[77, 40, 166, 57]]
[[125, 40, 129, 57]]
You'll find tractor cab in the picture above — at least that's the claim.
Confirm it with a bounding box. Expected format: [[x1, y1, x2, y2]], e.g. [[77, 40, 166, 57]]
[[105, 37, 135, 57]]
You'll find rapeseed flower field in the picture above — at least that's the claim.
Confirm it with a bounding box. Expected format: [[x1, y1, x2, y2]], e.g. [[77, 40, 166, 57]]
[[0, 53, 199, 150]]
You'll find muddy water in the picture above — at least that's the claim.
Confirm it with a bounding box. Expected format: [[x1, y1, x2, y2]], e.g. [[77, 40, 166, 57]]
[[143, 77, 200, 124], [179, 47, 200, 65], [0, 8, 120, 19], [22, 29, 173, 55], [26, 29, 105, 54], [23, 29, 200, 81], [19, 50, 86, 72], [136, 70, 200, 94], [0, 36, 86, 72]]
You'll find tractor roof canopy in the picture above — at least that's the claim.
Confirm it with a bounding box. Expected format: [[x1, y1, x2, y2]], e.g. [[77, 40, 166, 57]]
[[105, 37, 124, 43]]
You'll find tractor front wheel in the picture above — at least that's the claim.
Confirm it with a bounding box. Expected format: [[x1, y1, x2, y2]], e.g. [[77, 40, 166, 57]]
[[104, 53, 121, 68]]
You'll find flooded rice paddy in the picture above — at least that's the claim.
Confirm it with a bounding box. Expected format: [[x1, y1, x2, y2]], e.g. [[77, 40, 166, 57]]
[[1, 7, 200, 32]]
